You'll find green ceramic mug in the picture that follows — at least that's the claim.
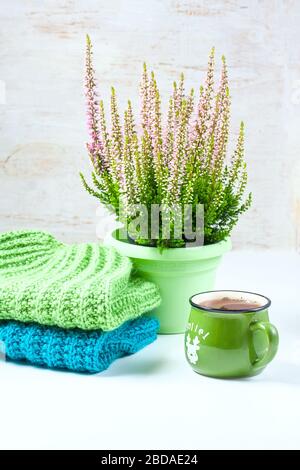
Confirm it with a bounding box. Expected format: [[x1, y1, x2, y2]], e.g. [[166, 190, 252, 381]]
[[185, 290, 279, 378]]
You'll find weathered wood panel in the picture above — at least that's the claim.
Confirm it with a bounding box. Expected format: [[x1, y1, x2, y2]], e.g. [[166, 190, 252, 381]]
[[0, 0, 299, 249]]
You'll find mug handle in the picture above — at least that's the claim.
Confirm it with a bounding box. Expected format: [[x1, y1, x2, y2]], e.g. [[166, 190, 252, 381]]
[[249, 321, 279, 370]]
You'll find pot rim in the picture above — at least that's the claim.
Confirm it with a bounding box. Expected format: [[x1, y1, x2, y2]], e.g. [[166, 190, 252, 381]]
[[189, 290, 271, 313], [104, 229, 231, 261]]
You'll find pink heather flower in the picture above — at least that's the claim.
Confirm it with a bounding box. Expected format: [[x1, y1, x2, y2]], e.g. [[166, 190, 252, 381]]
[[140, 63, 150, 133], [110, 86, 123, 181], [211, 56, 230, 169], [82, 39, 251, 249], [83, 40, 246, 229], [167, 98, 190, 203], [85, 35, 105, 171], [163, 96, 175, 168], [148, 72, 163, 189], [190, 47, 215, 156]]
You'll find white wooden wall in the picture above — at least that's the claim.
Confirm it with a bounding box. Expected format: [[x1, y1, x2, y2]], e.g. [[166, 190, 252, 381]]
[[1, 0, 300, 250]]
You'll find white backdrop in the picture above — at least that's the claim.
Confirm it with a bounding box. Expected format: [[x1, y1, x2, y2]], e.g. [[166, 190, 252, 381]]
[[1, 0, 300, 250]]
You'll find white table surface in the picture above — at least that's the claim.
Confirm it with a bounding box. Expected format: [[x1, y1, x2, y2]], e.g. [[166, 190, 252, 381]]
[[1, 251, 299, 450]]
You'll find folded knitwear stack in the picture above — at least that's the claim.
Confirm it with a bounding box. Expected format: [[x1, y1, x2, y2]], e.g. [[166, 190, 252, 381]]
[[0, 230, 161, 373]]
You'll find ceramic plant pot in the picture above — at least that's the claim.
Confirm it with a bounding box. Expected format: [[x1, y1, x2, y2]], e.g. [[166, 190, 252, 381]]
[[104, 231, 231, 334]]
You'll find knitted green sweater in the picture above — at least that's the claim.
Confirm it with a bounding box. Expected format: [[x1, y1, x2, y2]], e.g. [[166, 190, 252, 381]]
[[0, 230, 161, 331]]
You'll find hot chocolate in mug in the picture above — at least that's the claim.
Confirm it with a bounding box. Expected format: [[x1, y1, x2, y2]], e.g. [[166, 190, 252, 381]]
[[185, 290, 279, 378]]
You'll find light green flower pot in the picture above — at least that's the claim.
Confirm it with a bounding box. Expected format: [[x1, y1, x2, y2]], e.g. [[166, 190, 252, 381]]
[[104, 231, 231, 334]]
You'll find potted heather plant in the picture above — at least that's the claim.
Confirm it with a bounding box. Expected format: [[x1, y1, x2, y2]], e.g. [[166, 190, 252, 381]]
[[81, 35, 251, 333]]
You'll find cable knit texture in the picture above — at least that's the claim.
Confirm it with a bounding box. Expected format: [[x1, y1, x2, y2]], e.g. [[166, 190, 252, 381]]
[[0, 230, 161, 331], [0, 317, 159, 373]]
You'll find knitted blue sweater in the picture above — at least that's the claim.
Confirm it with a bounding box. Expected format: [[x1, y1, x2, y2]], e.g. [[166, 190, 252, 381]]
[[0, 317, 159, 373]]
